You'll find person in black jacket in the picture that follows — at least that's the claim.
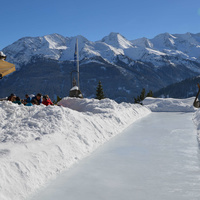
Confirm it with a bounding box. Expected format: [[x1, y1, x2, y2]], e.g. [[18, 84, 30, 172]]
[[32, 93, 42, 105]]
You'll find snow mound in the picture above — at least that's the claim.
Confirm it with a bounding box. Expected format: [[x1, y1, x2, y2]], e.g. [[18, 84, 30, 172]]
[[0, 98, 150, 200], [58, 97, 131, 114], [143, 97, 197, 112]]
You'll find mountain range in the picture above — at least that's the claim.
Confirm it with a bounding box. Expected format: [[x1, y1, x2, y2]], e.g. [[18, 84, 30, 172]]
[[1, 32, 200, 102]]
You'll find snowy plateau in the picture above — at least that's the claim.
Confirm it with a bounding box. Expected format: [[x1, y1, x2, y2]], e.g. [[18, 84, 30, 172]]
[[1, 32, 200, 102], [0, 96, 200, 200]]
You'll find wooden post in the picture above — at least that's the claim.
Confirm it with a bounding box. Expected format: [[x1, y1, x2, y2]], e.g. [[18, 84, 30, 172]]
[[193, 83, 200, 108]]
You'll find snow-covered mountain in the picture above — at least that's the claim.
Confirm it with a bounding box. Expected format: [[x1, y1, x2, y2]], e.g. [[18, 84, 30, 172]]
[[4, 32, 200, 70], [1, 32, 200, 102]]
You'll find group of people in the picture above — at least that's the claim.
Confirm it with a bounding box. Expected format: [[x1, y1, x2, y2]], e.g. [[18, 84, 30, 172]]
[[7, 93, 54, 106]]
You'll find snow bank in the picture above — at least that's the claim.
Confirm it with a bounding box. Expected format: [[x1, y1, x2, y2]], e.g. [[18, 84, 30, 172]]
[[143, 97, 197, 112], [0, 98, 150, 200], [193, 109, 200, 142]]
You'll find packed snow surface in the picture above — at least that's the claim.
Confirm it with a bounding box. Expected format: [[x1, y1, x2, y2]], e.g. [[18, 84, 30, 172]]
[[30, 112, 200, 200], [144, 97, 200, 143], [143, 97, 197, 112], [0, 98, 150, 200], [143, 97, 200, 146]]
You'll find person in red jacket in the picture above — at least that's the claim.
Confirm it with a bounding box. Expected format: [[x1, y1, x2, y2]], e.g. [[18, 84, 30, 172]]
[[42, 95, 54, 106]]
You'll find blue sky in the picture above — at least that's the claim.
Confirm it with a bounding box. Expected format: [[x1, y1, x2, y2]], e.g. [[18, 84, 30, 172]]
[[1, 0, 200, 49]]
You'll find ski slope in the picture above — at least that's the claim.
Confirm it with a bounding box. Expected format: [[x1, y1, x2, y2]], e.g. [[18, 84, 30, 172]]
[[28, 112, 200, 200]]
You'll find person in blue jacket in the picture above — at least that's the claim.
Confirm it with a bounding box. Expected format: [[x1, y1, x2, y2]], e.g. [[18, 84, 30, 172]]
[[25, 99, 38, 106], [25, 94, 31, 103]]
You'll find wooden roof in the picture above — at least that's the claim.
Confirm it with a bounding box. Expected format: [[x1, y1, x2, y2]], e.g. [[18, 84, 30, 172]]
[[0, 60, 15, 79]]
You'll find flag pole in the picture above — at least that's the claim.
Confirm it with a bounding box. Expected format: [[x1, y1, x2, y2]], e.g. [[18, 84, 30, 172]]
[[76, 38, 80, 89]]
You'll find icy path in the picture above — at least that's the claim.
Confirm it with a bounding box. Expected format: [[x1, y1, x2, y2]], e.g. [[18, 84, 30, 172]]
[[29, 113, 200, 200]]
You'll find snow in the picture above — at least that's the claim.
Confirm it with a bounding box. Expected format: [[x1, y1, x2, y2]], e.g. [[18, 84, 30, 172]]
[[30, 112, 200, 200], [131, 37, 153, 48], [0, 98, 150, 200], [4, 32, 200, 71], [101, 32, 133, 49], [44, 34, 67, 50], [143, 97, 197, 112], [193, 109, 200, 143], [144, 96, 200, 151], [0, 51, 6, 57], [1, 96, 200, 200], [70, 86, 79, 91], [144, 96, 200, 145]]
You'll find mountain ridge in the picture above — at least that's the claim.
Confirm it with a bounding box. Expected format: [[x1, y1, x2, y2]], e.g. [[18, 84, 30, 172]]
[[3, 31, 200, 69], [1, 32, 200, 102]]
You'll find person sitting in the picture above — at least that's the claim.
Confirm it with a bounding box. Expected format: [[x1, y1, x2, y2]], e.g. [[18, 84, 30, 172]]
[[25, 99, 38, 106], [42, 95, 53, 106], [13, 96, 22, 105], [23, 94, 31, 104], [7, 93, 16, 102], [32, 93, 42, 105]]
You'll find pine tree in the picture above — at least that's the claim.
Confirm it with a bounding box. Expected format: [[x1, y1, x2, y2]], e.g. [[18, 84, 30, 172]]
[[96, 81, 105, 100], [140, 88, 146, 101], [134, 96, 141, 104], [53, 96, 62, 104], [146, 90, 153, 97], [134, 88, 154, 104]]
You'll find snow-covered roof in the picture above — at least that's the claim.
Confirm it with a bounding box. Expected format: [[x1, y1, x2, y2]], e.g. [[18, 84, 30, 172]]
[[70, 86, 79, 91], [0, 51, 6, 60], [0, 51, 6, 57]]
